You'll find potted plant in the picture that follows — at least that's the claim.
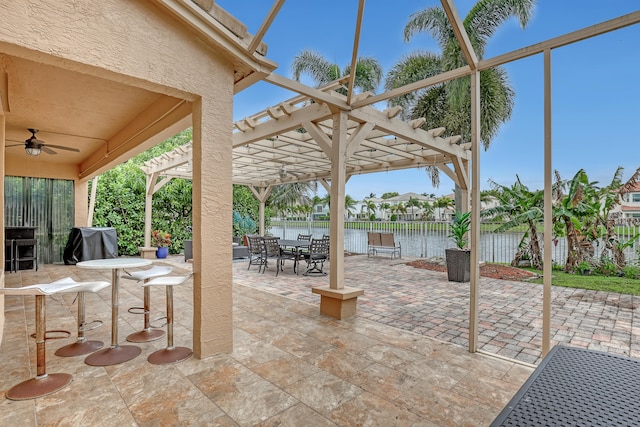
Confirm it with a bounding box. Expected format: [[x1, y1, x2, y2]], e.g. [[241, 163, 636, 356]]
[[232, 211, 257, 246], [445, 211, 471, 282], [151, 230, 171, 259]]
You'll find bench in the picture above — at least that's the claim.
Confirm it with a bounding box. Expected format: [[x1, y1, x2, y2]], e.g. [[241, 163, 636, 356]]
[[367, 232, 401, 259]]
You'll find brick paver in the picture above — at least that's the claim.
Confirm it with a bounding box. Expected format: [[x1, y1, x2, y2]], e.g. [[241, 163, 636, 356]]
[[235, 255, 639, 364]]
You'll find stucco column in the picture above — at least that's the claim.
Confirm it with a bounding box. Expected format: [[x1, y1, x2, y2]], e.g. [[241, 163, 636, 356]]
[[312, 111, 363, 319], [1, 114, 5, 336], [74, 179, 89, 227], [192, 95, 233, 358]]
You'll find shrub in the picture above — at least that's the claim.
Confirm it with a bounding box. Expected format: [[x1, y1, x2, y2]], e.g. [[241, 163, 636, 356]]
[[598, 258, 618, 277], [390, 214, 397, 221], [577, 261, 592, 275], [623, 265, 640, 279]]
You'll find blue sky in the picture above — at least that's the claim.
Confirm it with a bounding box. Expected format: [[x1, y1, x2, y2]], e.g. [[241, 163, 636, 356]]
[[216, 0, 640, 200]]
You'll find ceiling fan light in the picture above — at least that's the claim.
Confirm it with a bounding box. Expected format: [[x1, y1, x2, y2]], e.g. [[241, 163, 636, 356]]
[[25, 145, 41, 156]]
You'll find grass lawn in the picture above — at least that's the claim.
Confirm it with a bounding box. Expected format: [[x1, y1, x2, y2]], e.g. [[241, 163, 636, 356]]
[[525, 268, 640, 296]]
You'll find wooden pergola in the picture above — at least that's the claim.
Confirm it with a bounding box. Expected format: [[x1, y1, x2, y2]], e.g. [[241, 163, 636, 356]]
[[140, 0, 640, 359], [140, 83, 471, 229]]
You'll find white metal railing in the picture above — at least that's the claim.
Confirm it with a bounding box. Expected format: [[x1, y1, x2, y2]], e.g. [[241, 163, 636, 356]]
[[269, 220, 640, 266]]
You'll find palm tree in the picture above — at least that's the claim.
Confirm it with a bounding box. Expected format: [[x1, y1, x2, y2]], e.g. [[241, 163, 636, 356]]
[[395, 202, 408, 220], [385, 0, 535, 195], [482, 176, 544, 269], [344, 195, 357, 219], [364, 199, 377, 219], [406, 196, 422, 220], [268, 182, 317, 219], [291, 50, 383, 95], [379, 202, 391, 221], [421, 201, 435, 221], [435, 196, 454, 220]]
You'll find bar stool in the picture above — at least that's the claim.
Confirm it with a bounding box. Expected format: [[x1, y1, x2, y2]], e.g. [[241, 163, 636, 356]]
[[143, 274, 193, 365], [0, 278, 85, 400], [55, 279, 111, 357], [122, 265, 173, 342]]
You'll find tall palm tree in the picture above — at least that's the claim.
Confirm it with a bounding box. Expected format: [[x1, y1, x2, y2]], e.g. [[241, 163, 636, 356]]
[[291, 49, 383, 95], [385, 0, 535, 193]]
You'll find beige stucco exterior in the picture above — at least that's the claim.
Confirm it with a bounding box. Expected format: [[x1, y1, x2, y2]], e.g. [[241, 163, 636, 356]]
[[0, 0, 274, 357]]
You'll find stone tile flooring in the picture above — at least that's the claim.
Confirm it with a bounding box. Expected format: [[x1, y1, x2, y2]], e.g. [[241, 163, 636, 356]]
[[0, 257, 534, 426]]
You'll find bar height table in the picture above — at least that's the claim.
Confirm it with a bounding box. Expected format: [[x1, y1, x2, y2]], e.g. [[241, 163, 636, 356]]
[[76, 258, 152, 366]]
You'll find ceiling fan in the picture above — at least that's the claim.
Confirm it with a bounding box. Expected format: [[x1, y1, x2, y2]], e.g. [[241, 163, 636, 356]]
[[6, 128, 81, 156], [278, 164, 303, 179]]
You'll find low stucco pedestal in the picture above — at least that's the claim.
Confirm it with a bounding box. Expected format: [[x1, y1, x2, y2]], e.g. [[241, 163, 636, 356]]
[[311, 285, 364, 320], [138, 247, 157, 259]]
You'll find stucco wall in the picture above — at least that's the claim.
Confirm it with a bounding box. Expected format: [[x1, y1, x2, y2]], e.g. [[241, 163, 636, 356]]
[[0, 0, 234, 357]]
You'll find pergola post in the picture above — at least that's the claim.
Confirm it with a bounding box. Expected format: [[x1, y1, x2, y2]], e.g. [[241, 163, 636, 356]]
[[311, 111, 363, 319], [248, 185, 272, 236]]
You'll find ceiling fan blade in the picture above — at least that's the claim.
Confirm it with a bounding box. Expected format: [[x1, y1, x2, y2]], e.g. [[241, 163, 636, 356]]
[[44, 144, 80, 152], [40, 146, 57, 155], [5, 143, 25, 148]]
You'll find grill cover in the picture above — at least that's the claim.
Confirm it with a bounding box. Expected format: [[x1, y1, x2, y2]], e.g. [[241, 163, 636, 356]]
[[63, 227, 118, 265]]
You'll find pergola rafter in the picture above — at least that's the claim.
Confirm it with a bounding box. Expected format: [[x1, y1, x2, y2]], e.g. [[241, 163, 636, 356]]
[[142, 84, 471, 191]]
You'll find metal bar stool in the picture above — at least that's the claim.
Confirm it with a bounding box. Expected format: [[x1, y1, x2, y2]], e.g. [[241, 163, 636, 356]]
[[55, 279, 111, 357], [121, 265, 172, 342], [143, 274, 193, 365], [0, 278, 86, 400]]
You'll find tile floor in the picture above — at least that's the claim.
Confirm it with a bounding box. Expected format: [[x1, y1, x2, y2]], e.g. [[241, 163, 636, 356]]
[[0, 256, 533, 426]]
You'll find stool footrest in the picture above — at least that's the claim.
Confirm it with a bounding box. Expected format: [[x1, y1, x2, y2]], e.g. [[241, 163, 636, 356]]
[[79, 319, 103, 332], [128, 306, 149, 315], [149, 316, 167, 329], [30, 329, 71, 340]]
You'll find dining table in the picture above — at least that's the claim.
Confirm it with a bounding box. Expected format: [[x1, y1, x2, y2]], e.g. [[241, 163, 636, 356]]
[[76, 257, 152, 366], [278, 239, 311, 274]]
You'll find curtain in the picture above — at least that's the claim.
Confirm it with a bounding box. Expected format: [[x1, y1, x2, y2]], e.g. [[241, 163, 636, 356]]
[[4, 176, 74, 264]]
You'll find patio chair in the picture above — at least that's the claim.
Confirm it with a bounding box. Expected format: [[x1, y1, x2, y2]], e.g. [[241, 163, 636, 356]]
[[246, 235, 266, 271], [303, 237, 329, 276], [263, 237, 296, 276]]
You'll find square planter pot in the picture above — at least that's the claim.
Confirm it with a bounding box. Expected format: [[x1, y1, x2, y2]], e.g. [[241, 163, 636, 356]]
[[445, 248, 471, 282]]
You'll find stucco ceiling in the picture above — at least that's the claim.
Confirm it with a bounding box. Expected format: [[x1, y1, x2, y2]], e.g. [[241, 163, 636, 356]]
[[3, 55, 163, 166]]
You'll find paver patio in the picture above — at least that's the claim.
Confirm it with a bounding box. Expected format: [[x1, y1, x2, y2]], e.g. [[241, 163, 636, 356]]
[[237, 254, 640, 365]]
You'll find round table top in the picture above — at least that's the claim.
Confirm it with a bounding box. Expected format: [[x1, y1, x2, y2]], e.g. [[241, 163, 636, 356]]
[[76, 258, 152, 270]]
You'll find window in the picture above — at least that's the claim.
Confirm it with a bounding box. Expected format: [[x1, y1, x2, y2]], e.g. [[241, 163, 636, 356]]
[[632, 193, 640, 203]]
